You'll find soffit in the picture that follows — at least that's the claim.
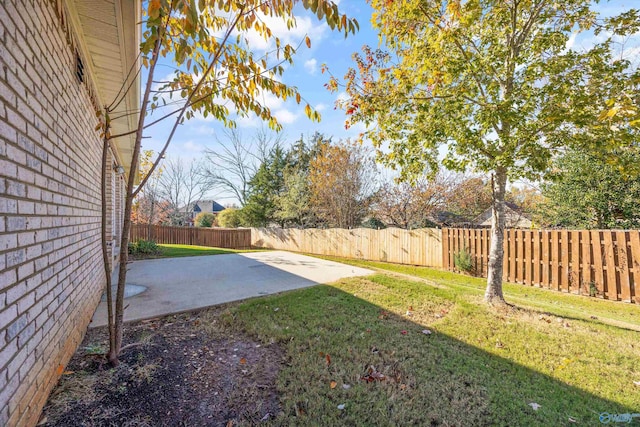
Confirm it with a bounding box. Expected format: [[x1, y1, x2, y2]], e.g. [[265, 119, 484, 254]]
[[68, 0, 141, 178]]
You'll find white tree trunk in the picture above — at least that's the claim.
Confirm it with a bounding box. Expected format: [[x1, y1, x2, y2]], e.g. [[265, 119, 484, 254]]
[[485, 167, 507, 303]]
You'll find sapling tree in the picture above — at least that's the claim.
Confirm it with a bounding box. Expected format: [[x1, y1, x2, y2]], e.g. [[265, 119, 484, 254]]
[[97, 0, 357, 365], [327, 0, 638, 304]]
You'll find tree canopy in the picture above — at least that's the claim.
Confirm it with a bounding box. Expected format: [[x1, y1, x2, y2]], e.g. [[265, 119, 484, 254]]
[[329, 0, 639, 303], [542, 148, 640, 229]]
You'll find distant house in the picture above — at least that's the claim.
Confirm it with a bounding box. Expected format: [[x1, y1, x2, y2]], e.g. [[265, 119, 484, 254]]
[[428, 211, 471, 228], [473, 202, 533, 228], [185, 200, 226, 225]]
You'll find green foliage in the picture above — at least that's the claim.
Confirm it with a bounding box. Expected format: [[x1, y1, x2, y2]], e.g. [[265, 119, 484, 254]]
[[216, 208, 244, 228], [361, 217, 386, 229], [194, 212, 215, 228], [542, 149, 640, 229], [274, 170, 313, 227], [243, 146, 288, 227], [128, 239, 160, 256], [453, 247, 474, 274]]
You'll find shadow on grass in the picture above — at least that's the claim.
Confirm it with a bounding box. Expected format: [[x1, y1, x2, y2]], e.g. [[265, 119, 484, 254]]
[[232, 282, 639, 426]]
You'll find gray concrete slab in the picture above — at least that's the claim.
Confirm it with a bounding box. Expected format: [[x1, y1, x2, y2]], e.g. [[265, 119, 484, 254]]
[[90, 251, 372, 328]]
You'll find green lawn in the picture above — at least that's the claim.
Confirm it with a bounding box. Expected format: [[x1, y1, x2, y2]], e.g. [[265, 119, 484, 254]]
[[220, 258, 640, 426], [156, 244, 262, 258]]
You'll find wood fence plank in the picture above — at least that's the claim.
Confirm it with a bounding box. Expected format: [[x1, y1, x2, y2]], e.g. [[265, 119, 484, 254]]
[[616, 231, 631, 302], [581, 230, 592, 296], [560, 230, 570, 291], [514, 230, 522, 284], [591, 230, 605, 297], [628, 231, 640, 303], [442, 228, 450, 270], [532, 230, 540, 286], [570, 230, 581, 293], [507, 229, 515, 282], [550, 231, 560, 290], [541, 231, 550, 287], [503, 229, 509, 280], [603, 232, 617, 300], [523, 230, 531, 285]]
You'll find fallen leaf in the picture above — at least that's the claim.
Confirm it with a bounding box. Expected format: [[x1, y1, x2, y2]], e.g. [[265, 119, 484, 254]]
[[399, 384, 406, 390], [422, 329, 432, 335], [568, 417, 577, 423], [274, 307, 279, 312], [326, 354, 331, 366], [330, 381, 337, 389], [528, 402, 541, 411], [633, 380, 640, 386], [337, 404, 346, 410], [62, 371, 74, 375], [239, 358, 247, 365], [361, 365, 386, 382], [342, 384, 351, 390], [400, 330, 408, 335], [56, 365, 64, 376]]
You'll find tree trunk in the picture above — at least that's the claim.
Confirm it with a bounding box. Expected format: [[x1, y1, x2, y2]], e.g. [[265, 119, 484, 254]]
[[100, 119, 116, 362], [485, 167, 507, 304]]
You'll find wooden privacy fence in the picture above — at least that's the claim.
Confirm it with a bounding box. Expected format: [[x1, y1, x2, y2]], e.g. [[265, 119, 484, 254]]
[[251, 227, 443, 267], [443, 228, 639, 302], [130, 224, 251, 249]]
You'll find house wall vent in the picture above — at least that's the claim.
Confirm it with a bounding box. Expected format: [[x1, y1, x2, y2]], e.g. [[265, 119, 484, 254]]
[[76, 50, 84, 84]]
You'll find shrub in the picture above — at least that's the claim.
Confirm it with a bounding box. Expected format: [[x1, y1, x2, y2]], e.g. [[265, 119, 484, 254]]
[[216, 208, 243, 228], [454, 247, 474, 273], [128, 239, 160, 256], [194, 212, 215, 227], [361, 217, 386, 229]]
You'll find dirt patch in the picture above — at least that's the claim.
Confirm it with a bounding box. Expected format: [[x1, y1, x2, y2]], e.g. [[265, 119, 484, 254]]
[[41, 307, 284, 426]]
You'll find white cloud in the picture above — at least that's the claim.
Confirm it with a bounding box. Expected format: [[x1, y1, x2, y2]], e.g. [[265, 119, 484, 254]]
[[315, 103, 327, 112], [234, 13, 328, 52], [304, 58, 318, 74], [336, 91, 349, 102], [183, 141, 205, 152], [274, 109, 299, 124]]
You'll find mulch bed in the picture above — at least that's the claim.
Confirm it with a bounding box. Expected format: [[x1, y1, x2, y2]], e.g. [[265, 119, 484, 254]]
[[41, 307, 285, 426]]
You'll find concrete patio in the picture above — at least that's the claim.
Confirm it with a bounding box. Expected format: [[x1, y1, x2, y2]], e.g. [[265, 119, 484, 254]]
[[90, 251, 373, 327]]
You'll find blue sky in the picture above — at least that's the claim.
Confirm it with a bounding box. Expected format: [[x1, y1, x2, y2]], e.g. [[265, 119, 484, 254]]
[[139, 1, 638, 204]]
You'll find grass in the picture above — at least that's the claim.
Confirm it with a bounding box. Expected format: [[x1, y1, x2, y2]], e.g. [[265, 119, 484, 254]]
[[219, 259, 640, 426], [313, 256, 640, 331], [155, 244, 262, 258]]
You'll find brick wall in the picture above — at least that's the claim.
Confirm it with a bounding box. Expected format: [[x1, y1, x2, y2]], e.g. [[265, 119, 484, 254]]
[[0, 1, 123, 425]]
